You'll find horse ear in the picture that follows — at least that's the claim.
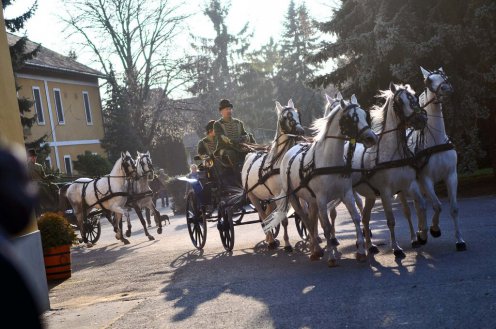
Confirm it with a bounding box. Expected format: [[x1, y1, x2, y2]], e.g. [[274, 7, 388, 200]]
[[325, 93, 333, 104], [146, 151, 150, 156], [389, 82, 397, 93], [288, 99, 294, 108], [439, 67, 444, 72], [275, 101, 283, 113], [336, 92, 343, 100], [136, 151, 140, 157], [351, 94, 358, 104], [420, 66, 430, 79]]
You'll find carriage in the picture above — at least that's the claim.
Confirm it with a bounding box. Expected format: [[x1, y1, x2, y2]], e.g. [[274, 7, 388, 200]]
[[182, 154, 282, 251]]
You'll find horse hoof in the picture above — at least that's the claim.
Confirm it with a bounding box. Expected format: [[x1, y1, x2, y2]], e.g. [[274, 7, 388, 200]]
[[317, 236, 323, 244], [310, 253, 321, 261], [148, 235, 155, 241], [369, 245, 379, 254], [330, 238, 340, 246], [267, 241, 279, 250], [318, 249, 325, 258], [327, 259, 339, 267], [430, 226, 441, 238], [125, 231, 131, 238], [157, 228, 162, 234], [411, 240, 422, 249], [356, 252, 367, 262], [123, 239, 130, 245], [78, 237, 84, 243], [456, 242, 467, 251], [86, 242, 93, 248], [416, 232, 428, 245], [284, 246, 293, 252], [394, 249, 406, 259]]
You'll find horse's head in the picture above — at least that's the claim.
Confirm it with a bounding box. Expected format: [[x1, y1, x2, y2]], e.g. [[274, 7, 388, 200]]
[[275, 99, 305, 135], [121, 151, 137, 178], [324, 92, 343, 117], [339, 95, 378, 148], [136, 151, 154, 180], [390, 82, 427, 130], [421, 66, 453, 101]]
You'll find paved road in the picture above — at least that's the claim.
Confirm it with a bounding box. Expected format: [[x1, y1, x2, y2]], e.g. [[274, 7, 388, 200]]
[[42, 195, 496, 329]]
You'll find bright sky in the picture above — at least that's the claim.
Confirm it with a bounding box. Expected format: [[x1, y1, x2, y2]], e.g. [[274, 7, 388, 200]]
[[5, 0, 338, 97]]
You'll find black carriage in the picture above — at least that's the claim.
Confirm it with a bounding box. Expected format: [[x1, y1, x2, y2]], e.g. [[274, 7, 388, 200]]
[[184, 155, 280, 251]]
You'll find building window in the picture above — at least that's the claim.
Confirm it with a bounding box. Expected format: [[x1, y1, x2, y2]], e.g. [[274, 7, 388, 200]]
[[82, 91, 93, 124], [32, 87, 45, 124], [53, 89, 65, 124], [64, 155, 72, 176]]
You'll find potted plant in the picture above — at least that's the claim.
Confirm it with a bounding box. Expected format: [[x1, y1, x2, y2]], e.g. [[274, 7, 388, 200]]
[[37, 212, 78, 281]]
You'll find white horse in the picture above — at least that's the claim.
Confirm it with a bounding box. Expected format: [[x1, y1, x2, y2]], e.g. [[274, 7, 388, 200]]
[[350, 83, 429, 258], [397, 67, 466, 251], [241, 99, 305, 251], [266, 95, 378, 266], [122, 151, 164, 240], [66, 151, 137, 246]]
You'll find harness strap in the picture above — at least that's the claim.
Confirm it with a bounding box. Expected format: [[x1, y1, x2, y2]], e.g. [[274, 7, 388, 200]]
[[414, 143, 455, 171]]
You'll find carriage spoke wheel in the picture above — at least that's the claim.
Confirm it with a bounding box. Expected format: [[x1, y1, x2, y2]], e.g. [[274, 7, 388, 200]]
[[218, 207, 235, 251], [186, 193, 207, 250], [84, 213, 101, 244], [294, 213, 309, 240]]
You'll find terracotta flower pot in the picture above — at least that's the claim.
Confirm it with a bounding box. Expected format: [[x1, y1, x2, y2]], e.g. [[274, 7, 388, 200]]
[[43, 244, 71, 281]]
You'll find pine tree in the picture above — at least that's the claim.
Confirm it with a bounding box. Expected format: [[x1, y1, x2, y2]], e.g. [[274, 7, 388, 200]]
[[311, 0, 496, 173], [275, 0, 323, 126], [3, 0, 41, 131]]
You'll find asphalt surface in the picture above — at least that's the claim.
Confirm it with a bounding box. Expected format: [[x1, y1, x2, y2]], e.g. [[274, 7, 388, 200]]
[[42, 194, 496, 329]]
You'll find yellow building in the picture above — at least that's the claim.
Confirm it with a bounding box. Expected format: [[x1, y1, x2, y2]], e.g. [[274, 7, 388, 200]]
[[7, 32, 106, 175]]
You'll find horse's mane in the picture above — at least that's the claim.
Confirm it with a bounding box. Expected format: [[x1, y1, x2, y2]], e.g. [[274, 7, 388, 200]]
[[109, 157, 123, 175], [311, 105, 341, 142], [369, 84, 415, 132]]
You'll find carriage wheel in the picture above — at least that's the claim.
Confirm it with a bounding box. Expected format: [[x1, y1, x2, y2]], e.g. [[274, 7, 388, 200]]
[[218, 207, 235, 251], [84, 212, 101, 244], [294, 213, 309, 240], [186, 192, 207, 250]]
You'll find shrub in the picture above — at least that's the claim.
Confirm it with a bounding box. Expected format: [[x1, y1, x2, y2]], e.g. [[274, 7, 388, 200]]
[[73, 151, 113, 177], [38, 212, 78, 249]]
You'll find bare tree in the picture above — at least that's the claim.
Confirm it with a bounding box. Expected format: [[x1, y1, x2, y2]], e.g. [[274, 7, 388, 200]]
[[63, 0, 195, 153]]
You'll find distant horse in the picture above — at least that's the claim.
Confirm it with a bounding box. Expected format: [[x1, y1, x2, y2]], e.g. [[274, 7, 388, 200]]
[[350, 83, 428, 258], [65, 152, 137, 246], [122, 151, 164, 240], [241, 99, 305, 251], [266, 95, 378, 266], [397, 67, 466, 251]]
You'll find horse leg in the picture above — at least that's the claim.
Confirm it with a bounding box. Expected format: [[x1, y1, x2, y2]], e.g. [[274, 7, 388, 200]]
[[134, 206, 154, 240], [329, 206, 339, 246], [410, 182, 428, 246], [317, 197, 339, 267], [150, 202, 163, 234], [145, 207, 152, 227], [124, 208, 132, 237], [397, 192, 417, 247], [362, 197, 378, 254], [342, 189, 367, 262], [112, 210, 130, 244], [445, 174, 466, 250], [305, 201, 324, 261], [381, 191, 405, 258]]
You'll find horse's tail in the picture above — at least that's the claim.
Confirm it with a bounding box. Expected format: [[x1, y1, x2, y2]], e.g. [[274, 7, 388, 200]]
[[223, 184, 246, 209], [263, 192, 291, 234], [58, 183, 71, 212]]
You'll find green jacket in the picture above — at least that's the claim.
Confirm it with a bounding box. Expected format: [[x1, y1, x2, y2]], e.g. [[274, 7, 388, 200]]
[[213, 117, 249, 155], [197, 136, 216, 157]]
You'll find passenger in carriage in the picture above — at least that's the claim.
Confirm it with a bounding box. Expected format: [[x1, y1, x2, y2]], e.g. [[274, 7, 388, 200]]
[[213, 99, 255, 186], [197, 120, 216, 157]]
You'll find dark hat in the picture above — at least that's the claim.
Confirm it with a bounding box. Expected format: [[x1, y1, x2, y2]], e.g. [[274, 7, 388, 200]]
[[205, 120, 215, 133], [27, 149, 37, 157], [219, 99, 233, 110]]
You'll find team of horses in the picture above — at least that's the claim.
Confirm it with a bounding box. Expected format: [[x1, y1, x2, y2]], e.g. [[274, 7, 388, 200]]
[[61, 66, 465, 267]]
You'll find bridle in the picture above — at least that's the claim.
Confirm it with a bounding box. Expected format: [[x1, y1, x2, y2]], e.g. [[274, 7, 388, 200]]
[[279, 107, 302, 135], [339, 103, 372, 142], [138, 153, 154, 178], [121, 154, 137, 178], [393, 88, 427, 130], [422, 70, 453, 107]]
